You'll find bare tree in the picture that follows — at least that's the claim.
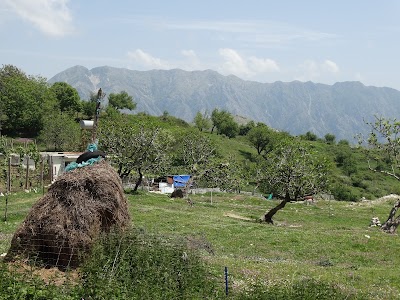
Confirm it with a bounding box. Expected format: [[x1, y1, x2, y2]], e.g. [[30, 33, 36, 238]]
[[359, 115, 400, 233]]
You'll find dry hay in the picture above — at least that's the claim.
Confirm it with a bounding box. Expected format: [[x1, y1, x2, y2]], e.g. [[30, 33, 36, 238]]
[[4, 160, 130, 270]]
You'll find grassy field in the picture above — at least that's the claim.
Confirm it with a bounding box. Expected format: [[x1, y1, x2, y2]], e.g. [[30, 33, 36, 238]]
[[1, 191, 400, 298]]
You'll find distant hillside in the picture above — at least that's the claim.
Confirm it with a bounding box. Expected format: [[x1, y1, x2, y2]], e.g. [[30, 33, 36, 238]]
[[49, 65, 400, 141]]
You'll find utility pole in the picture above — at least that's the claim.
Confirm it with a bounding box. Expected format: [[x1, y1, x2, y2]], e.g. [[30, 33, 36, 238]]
[[91, 88, 106, 143]]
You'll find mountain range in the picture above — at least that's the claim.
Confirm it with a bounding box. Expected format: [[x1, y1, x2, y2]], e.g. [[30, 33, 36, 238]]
[[48, 65, 400, 142]]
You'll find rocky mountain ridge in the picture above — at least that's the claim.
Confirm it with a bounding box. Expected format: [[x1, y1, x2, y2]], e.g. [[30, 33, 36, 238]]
[[49, 65, 400, 141]]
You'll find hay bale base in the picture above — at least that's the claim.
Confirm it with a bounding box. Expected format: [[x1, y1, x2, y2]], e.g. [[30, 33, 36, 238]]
[[5, 161, 130, 270]]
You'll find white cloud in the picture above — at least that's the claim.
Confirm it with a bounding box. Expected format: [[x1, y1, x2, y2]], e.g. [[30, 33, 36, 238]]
[[127, 49, 171, 69], [218, 48, 279, 79], [181, 49, 202, 69], [218, 48, 251, 77], [118, 17, 338, 49], [4, 0, 74, 37], [297, 59, 340, 82], [322, 60, 339, 73], [126, 48, 279, 79], [248, 56, 280, 73]]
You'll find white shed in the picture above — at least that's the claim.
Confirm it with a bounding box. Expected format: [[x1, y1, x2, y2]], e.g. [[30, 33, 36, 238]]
[[41, 152, 83, 182]]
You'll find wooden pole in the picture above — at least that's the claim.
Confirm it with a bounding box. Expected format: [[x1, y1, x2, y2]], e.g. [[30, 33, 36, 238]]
[[7, 157, 11, 193], [24, 155, 29, 190], [91, 88, 104, 144], [40, 157, 44, 188], [49, 156, 53, 183], [3, 196, 8, 222]]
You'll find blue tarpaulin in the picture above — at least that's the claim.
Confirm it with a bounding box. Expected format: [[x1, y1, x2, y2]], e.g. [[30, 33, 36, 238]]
[[172, 175, 191, 188]]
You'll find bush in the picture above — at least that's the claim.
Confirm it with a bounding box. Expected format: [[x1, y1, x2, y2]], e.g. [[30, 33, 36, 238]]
[[78, 228, 219, 299], [331, 184, 360, 202]]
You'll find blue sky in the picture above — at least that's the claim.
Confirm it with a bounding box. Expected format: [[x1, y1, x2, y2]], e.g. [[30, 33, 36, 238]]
[[1, 0, 400, 89]]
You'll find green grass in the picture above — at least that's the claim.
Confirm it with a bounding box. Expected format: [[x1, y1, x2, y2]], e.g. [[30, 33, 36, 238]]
[[1, 191, 400, 298], [128, 192, 400, 298]]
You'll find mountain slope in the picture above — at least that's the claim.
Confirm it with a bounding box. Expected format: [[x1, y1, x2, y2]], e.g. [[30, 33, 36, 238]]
[[49, 65, 400, 141]]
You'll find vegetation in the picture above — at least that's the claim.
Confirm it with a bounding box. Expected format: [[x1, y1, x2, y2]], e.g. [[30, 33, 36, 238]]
[[260, 139, 329, 223], [1, 191, 400, 298], [99, 117, 172, 191], [359, 115, 400, 232], [0, 65, 57, 137], [49, 81, 82, 114], [2, 64, 400, 297]]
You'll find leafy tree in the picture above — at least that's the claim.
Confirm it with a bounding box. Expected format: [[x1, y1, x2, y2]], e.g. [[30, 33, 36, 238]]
[[301, 131, 318, 141], [99, 118, 172, 191], [200, 155, 247, 192], [81, 92, 98, 119], [239, 120, 255, 136], [49, 82, 81, 114], [218, 117, 239, 138], [334, 144, 357, 176], [247, 123, 274, 155], [39, 112, 81, 151], [211, 108, 239, 137], [173, 129, 216, 174], [324, 133, 336, 145], [0, 65, 57, 136], [108, 91, 136, 110], [161, 110, 170, 121], [360, 116, 400, 233], [193, 111, 211, 132], [172, 129, 219, 191], [260, 139, 329, 224], [338, 139, 350, 146]]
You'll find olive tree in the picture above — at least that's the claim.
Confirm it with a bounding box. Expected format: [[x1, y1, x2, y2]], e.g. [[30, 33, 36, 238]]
[[193, 111, 211, 132], [260, 139, 329, 224], [360, 116, 400, 233], [99, 118, 172, 192], [211, 108, 239, 138], [247, 123, 274, 155], [108, 91, 136, 110], [39, 112, 81, 151]]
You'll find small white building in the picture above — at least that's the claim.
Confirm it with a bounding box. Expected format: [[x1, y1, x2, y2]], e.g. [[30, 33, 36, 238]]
[[41, 152, 82, 182]]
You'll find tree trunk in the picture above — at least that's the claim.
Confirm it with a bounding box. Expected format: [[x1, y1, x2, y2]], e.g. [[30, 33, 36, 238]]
[[183, 176, 195, 197], [133, 168, 143, 192], [381, 200, 400, 233], [263, 192, 290, 224]]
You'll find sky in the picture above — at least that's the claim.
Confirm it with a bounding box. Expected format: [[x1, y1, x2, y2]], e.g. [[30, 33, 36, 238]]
[[1, 0, 400, 90]]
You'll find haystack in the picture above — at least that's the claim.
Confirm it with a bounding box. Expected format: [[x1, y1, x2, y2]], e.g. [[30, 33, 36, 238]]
[[5, 160, 130, 269]]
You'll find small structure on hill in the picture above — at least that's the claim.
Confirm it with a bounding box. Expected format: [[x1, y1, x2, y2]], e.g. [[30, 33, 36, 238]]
[[41, 152, 83, 182], [155, 175, 191, 194], [4, 160, 130, 269]]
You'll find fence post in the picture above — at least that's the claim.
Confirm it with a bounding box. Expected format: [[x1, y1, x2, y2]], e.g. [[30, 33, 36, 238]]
[[3, 196, 8, 222], [224, 266, 229, 296], [24, 155, 30, 190], [7, 157, 11, 193]]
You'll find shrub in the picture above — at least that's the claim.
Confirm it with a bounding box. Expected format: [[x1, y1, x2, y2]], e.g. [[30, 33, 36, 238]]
[[331, 184, 360, 202], [78, 228, 219, 299]]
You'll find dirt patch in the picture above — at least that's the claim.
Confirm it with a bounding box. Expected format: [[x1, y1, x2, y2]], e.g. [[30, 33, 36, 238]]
[[7, 261, 79, 286], [0, 233, 12, 241], [224, 212, 253, 221]]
